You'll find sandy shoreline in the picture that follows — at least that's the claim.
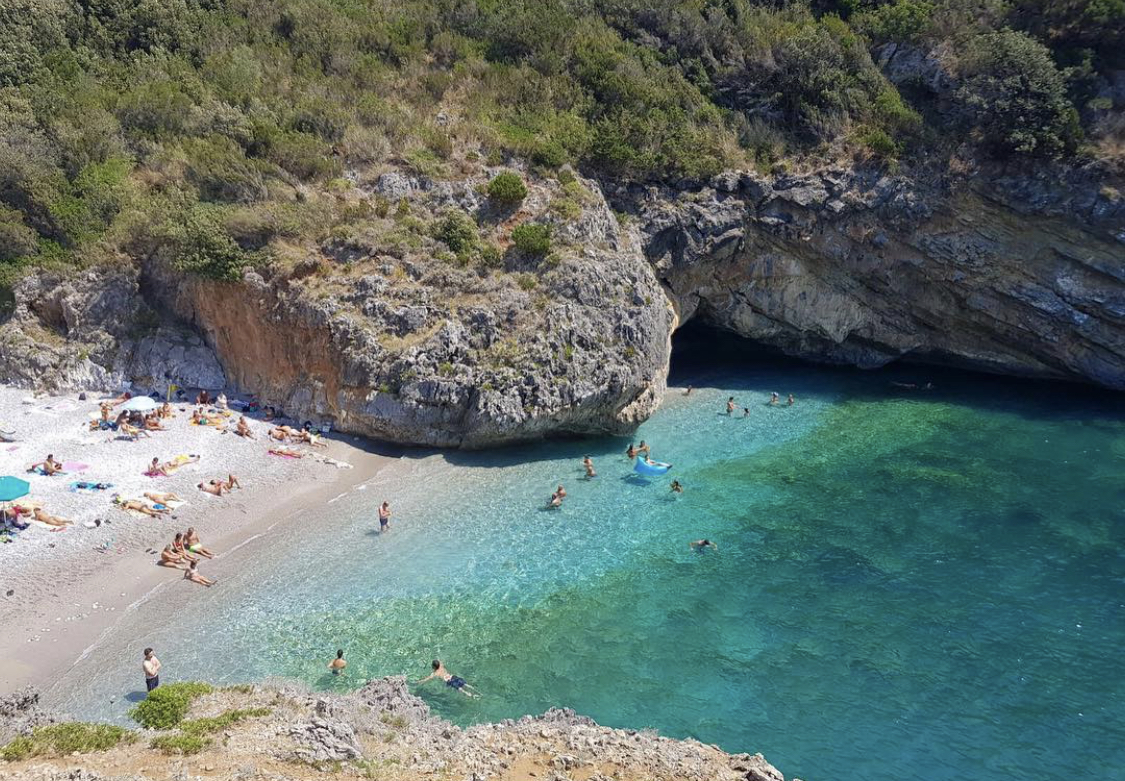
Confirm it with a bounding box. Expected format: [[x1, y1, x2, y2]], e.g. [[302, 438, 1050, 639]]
[[0, 388, 400, 696]]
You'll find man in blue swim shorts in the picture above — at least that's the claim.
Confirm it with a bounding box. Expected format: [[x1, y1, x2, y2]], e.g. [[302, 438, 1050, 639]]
[[416, 659, 479, 697]]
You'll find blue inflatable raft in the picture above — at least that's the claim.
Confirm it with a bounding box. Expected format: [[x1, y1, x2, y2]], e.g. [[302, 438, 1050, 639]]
[[634, 458, 672, 476]]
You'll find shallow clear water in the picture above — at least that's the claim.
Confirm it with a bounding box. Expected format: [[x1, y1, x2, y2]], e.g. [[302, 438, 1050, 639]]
[[53, 333, 1125, 781]]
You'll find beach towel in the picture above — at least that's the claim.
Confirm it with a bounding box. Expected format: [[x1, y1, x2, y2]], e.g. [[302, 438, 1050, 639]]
[[28, 466, 67, 477], [62, 461, 88, 472], [70, 481, 113, 493]]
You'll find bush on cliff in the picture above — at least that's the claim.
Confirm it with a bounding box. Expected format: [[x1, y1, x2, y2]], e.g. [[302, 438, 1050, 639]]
[[0, 722, 134, 760], [511, 223, 552, 257], [954, 29, 1081, 157], [487, 172, 529, 206], [129, 682, 213, 730]]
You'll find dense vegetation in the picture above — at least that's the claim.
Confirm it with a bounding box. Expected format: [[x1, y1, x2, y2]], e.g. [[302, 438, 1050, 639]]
[[0, 0, 1121, 284], [129, 681, 214, 729]]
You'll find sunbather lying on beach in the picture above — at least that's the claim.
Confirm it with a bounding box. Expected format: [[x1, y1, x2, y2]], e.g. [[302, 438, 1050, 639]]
[[184, 527, 214, 558], [290, 428, 327, 447], [269, 446, 304, 458], [197, 481, 224, 496], [114, 496, 167, 517], [268, 425, 293, 442], [184, 560, 215, 587], [33, 508, 73, 527], [159, 544, 189, 569], [149, 455, 200, 476], [109, 391, 132, 407], [28, 454, 63, 475], [144, 491, 181, 504], [235, 416, 254, 438], [143, 413, 166, 431], [120, 423, 151, 439]]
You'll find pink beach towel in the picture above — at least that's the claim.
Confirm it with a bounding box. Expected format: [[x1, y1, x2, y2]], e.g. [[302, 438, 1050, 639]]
[[62, 461, 88, 472]]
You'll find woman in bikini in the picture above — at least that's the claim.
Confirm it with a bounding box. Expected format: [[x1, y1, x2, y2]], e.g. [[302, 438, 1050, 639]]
[[114, 497, 167, 517], [145, 491, 181, 505], [184, 560, 215, 587], [197, 481, 224, 496], [235, 417, 254, 438], [159, 545, 188, 569], [33, 507, 73, 527]]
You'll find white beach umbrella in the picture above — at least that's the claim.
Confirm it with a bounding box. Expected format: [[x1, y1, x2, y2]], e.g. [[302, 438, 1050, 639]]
[[118, 396, 160, 413]]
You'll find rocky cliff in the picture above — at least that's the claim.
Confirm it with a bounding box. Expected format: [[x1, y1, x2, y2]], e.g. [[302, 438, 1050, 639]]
[[0, 679, 791, 781], [0, 163, 1122, 446], [632, 164, 1125, 387]]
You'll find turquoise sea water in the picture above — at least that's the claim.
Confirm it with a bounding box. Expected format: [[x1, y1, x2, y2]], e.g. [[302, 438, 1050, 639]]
[[52, 330, 1125, 781]]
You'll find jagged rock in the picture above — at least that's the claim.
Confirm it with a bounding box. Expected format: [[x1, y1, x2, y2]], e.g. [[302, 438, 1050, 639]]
[[289, 716, 363, 763], [0, 686, 57, 745]]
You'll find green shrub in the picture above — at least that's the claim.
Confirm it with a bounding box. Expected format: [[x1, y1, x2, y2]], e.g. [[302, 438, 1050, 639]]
[[130, 682, 213, 730], [479, 243, 503, 268], [954, 29, 1081, 157], [169, 208, 251, 282], [855, 126, 902, 159], [511, 223, 551, 256], [1, 723, 134, 761], [487, 171, 528, 205], [516, 273, 537, 290], [434, 210, 478, 253], [150, 733, 211, 755], [853, 0, 935, 43]]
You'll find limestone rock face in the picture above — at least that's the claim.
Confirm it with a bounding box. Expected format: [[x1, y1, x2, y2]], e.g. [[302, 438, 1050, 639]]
[[140, 172, 673, 447], [0, 267, 225, 393], [633, 165, 1125, 388]]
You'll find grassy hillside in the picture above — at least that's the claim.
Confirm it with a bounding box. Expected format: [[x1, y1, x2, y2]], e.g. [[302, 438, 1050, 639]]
[[0, 0, 1121, 287]]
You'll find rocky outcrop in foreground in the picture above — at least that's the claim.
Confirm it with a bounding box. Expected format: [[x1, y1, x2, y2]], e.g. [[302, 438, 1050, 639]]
[[0, 162, 1122, 446], [0, 678, 791, 781]]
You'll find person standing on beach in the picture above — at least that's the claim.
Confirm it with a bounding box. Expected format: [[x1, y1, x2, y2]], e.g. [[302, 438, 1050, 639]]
[[378, 501, 391, 532], [328, 649, 347, 675], [143, 648, 161, 692]]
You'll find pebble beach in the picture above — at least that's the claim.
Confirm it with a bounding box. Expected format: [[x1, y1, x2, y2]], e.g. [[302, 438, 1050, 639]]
[[0, 388, 395, 695]]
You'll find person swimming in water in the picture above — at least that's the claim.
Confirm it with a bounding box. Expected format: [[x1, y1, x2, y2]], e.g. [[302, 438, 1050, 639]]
[[417, 659, 479, 697], [328, 649, 347, 675], [583, 456, 596, 478], [670, 480, 683, 493], [690, 539, 718, 552], [637, 441, 651, 457], [684, 385, 693, 396], [743, 407, 750, 417], [626, 443, 637, 459], [726, 397, 735, 415], [769, 392, 779, 405], [787, 393, 795, 406], [549, 484, 566, 508]]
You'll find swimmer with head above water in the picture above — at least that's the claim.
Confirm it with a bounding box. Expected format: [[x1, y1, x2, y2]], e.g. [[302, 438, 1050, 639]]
[[788, 394, 795, 406], [690, 539, 718, 552], [549, 484, 566, 508], [626, 443, 637, 459], [417, 659, 479, 697], [328, 649, 347, 675], [637, 440, 650, 457], [769, 392, 779, 405], [670, 480, 683, 493], [583, 456, 596, 478]]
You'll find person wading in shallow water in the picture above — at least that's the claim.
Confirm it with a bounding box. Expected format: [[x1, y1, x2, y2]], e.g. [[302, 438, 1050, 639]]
[[328, 649, 347, 675], [143, 648, 161, 692], [378, 501, 391, 532]]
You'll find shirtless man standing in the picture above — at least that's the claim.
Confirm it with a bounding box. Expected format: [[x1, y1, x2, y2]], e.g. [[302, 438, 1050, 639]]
[[143, 648, 161, 692], [328, 650, 347, 675], [378, 501, 391, 532]]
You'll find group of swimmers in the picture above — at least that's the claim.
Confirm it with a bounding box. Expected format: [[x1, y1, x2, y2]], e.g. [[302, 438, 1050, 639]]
[[158, 527, 217, 587], [726, 392, 794, 416], [325, 650, 479, 698]]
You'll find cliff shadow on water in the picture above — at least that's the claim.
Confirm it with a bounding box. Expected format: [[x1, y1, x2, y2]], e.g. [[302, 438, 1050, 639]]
[[670, 320, 1125, 422]]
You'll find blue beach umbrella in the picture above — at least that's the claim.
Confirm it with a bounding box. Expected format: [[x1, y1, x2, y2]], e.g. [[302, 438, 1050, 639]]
[[0, 476, 30, 502]]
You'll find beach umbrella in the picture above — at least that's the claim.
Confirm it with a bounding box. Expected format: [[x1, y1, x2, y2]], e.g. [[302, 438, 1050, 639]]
[[0, 477, 30, 502], [118, 396, 159, 413]]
